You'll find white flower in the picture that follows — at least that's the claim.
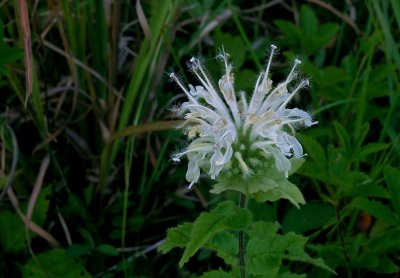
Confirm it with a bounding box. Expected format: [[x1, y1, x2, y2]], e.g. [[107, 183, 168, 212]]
[[171, 45, 317, 189]]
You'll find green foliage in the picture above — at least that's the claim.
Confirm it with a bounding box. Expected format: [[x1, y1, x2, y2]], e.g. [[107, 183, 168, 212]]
[[20, 249, 91, 277], [160, 201, 252, 267], [0, 211, 25, 253]]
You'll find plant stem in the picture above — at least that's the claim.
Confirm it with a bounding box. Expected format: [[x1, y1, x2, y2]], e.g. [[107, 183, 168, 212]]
[[238, 193, 247, 278]]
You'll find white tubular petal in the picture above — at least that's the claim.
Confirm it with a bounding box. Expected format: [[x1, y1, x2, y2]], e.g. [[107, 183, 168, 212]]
[[278, 79, 309, 110]]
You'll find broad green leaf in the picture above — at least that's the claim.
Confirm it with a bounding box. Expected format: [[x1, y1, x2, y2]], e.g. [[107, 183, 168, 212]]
[[205, 231, 238, 266], [283, 202, 335, 233], [159, 223, 193, 253], [352, 198, 399, 226], [384, 166, 400, 214], [20, 249, 91, 278], [0, 210, 26, 253], [254, 179, 305, 208], [179, 201, 252, 267], [247, 221, 279, 239]]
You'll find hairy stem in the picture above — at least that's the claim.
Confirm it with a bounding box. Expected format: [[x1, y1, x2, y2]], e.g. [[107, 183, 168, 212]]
[[238, 193, 247, 278]]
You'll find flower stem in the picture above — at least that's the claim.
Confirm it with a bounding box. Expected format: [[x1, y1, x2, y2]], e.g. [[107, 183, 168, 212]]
[[238, 193, 247, 278]]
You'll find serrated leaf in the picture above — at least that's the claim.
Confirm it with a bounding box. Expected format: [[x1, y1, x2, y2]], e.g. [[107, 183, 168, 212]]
[[159, 223, 193, 253], [205, 231, 238, 266], [352, 198, 399, 226], [179, 201, 252, 267], [255, 179, 305, 209], [246, 222, 334, 276], [20, 249, 91, 278], [384, 166, 400, 215]]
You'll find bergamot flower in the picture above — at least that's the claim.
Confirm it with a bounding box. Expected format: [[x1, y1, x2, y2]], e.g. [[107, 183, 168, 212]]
[[171, 45, 317, 189]]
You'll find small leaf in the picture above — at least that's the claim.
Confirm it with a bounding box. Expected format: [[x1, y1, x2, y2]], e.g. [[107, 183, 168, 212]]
[[159, 223, 192, 253], [179, 201, 252, 267], [358, 143, 390, 158], [97, 244, 118, 256], [66, 244, 92, 257], [352, 198, 399, 226], [333, 121, 351, 157], [384, 166, 400, 215]]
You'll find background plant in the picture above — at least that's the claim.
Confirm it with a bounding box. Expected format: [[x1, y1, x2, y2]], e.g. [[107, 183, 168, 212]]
[[0, 0, 399, 277]]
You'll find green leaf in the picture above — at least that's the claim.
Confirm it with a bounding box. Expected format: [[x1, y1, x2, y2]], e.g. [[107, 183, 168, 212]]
[[20, 249, 91, 278], [205, 231, 238, 266], [247, 221, 279, 239], [159, 223, 193, 253], [298, 135, 327, 171], [66, 244, 92, 257], [333, 121, 351, 157], [300, 5, 318, 36], [0, 210, 26, 253], [357, 143, 390, 158], [246, 222, 335, 276], [384, 166, 400, 215], [254, 179, 305, 209], [96, 244, 118, 256], [283, 202, 335, 234], [179, 201, 252, 267], [352, 198, 399, 226], [213, 32, 245, 68]]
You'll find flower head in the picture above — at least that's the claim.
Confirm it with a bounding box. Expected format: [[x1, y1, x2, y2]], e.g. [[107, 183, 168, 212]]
[[171, 45, 317, 189]]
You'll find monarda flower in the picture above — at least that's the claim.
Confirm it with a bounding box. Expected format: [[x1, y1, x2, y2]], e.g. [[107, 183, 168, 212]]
[[171, 45, 317, 195]]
